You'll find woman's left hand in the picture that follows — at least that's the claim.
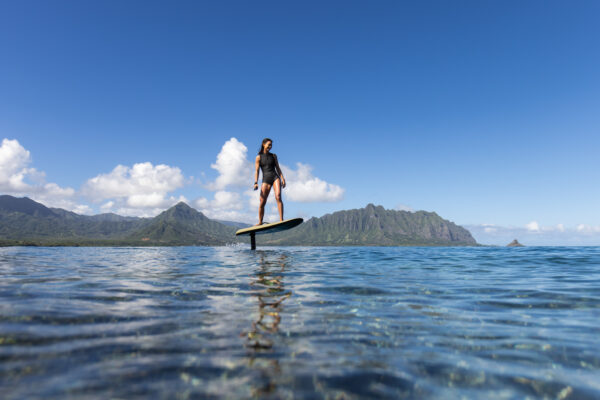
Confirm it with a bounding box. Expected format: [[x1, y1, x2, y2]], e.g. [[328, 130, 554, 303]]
[[281, 179, 286, 188]]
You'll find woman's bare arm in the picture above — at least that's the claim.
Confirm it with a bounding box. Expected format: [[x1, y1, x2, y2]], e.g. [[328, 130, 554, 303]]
[[254, 155, 260, 190]]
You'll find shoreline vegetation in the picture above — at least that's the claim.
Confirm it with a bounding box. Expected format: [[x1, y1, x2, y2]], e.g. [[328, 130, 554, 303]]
[[0, 195, 478, 247]]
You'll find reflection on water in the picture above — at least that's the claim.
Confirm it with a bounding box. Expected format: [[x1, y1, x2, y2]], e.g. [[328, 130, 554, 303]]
[[1, 246, 600, 399], [244, 251, 290, 396], [245, 252, 290, 350]]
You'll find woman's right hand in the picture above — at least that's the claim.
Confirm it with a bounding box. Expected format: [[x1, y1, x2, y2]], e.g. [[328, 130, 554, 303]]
[[253, 183, 258, 191]]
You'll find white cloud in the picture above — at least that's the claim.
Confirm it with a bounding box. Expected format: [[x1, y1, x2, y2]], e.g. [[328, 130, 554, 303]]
[[194, 191, 248, 221], [112, 206, 178, 218], [245, 187, 261, 209], [208, 138, 252, 190], [395, 204, 415, 212], [84, 163, 184, 201], [83, 162, 186, 216], [526, 221, 540, 232], [0, 138, 38, 192], [41, 182, 75, 198], [213, 190, 243, 210], [576, 224, 600, 234], [32, 183, 80, 211], [72, 204, 94, 215], [282, 162, 344, 202], [0, 138, 88, 212], [195, 190, 243, 212], [100, 201, 115, 212], [264, 213, 280, 223]]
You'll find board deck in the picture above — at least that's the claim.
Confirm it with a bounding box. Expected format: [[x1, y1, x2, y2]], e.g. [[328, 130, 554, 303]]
[[235, 218, 303, 236]]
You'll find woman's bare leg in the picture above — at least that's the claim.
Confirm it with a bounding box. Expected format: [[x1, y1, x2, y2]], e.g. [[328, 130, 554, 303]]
[[257, 183, 272, 225], [273, 178, 284, 221]]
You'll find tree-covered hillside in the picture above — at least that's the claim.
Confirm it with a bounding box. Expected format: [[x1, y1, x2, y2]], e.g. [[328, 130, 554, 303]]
[[259, 204, 476, 246], [0, 196, 477, 246]]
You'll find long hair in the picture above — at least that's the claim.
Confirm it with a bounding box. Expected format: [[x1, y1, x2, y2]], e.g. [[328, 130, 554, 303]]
[[258, 138, 272, 155]]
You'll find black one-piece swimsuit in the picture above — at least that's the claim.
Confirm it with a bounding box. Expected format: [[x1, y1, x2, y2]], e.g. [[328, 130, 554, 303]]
[[260, 153, 279, 185]]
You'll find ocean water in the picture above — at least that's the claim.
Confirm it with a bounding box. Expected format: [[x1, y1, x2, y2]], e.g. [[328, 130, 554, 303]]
[[0, 246, 599, 399]]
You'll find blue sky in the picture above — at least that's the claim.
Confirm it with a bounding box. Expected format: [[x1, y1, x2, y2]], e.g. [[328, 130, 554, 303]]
[[1, 1, 599, 244]]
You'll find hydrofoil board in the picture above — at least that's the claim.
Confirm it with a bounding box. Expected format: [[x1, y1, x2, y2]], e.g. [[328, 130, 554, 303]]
[[236, 218, 303, 236]]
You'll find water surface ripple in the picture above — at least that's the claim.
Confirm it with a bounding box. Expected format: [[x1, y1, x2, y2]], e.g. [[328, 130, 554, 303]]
[[1, 246, 599, 399]]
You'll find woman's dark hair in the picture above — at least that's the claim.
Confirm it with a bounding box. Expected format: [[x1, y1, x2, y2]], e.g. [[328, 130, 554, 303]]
[[258, 138, 272, 155]]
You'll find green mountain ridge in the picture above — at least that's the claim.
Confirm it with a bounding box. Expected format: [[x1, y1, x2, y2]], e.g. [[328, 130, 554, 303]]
[[0, 195, 477, 246], [127, 203, 235, 245], [259, 204, 476, 246], [0, 195, 149, 242]]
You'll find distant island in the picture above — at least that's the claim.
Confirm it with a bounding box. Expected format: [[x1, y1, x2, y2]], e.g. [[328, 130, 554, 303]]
[[0, 195, 477, 247], [507, 239, 524, 247]]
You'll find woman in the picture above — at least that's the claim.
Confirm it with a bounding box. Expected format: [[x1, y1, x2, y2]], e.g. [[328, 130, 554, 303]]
[[254, 138, 286, 225]]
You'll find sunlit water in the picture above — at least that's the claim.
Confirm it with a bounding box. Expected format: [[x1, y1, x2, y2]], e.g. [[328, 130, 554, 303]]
[[1, 246, 599, 399]]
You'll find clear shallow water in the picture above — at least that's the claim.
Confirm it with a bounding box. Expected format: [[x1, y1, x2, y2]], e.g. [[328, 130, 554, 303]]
[[1, 246, 599, 399]]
